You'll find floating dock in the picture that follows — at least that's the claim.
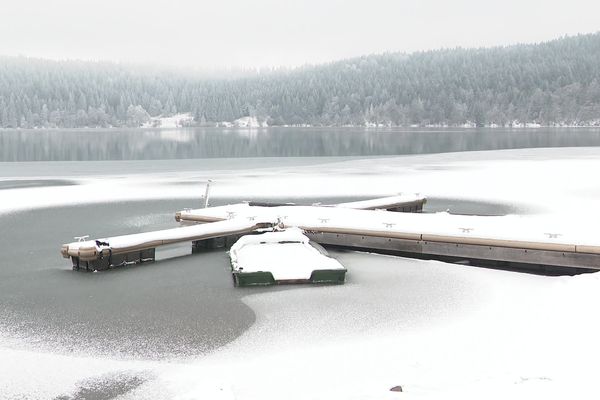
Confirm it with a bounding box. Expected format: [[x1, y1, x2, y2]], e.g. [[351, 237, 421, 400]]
[[61, 193, 600, 276], [175, 194, 427, 224], [62, 194, 423, 272], [176, 203, 600, 274], [229, 228, 346, 286], [61, 219, 274, 271]]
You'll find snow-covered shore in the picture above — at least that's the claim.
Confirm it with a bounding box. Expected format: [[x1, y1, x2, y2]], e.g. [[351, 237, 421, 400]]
[[143, 113, 194, 128], [4, 119, 600, 130]]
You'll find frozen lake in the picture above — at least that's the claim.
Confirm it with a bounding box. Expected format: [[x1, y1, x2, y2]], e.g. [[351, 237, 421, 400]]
[[2, 128, 600, 399]]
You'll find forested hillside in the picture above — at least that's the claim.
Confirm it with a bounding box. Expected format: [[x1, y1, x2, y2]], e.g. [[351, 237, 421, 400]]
[[1, 33, 600, 128]]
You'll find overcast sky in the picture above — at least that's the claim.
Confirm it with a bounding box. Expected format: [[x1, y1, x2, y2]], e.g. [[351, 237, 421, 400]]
[[1, 0, 599, 68]]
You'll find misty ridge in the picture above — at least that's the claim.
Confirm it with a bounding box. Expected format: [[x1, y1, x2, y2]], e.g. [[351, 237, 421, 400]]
[[1, 33, 600, 129]]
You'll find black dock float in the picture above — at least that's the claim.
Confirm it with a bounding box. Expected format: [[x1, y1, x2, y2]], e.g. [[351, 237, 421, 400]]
[[71, 248, 156, 271]]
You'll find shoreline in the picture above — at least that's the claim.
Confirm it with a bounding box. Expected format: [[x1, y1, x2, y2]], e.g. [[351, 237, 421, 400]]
[[2, 124, 600, 131]]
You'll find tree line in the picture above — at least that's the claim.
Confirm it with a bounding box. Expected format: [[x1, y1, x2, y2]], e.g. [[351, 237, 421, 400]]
[[1, 33, 600, 128]]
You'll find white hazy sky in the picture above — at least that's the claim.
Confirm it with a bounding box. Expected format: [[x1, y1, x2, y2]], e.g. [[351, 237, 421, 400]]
[[1, 0, 599, 68]]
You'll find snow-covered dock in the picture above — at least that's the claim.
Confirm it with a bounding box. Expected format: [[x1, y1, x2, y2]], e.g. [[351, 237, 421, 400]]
[[60, 194, 425, 273], [175, 194, 426, 224], [61, 219, 274, 271], [229, 228, 346, 286], [61, 193, 600, 275], [178, 203, 600, 273]]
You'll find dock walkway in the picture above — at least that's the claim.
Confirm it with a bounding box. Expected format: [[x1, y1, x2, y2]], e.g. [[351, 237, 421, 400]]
[[179, 204, 600, 272], [61, 219, 274, 271], [61, 194, 600, 273]]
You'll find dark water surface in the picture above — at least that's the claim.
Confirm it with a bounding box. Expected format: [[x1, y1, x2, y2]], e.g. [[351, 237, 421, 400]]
[[0, 195, 514, 360], [0, 199, 258, 359], [0, 179, 76, 190], [2, 127, 600, 161], [54, 373, 147, 400]]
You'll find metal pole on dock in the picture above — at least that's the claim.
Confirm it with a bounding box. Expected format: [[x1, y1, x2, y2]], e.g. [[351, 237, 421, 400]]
[[203, 180, 213, 208]]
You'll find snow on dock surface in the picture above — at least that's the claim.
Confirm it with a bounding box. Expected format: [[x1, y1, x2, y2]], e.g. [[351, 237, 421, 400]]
[[180, 204, 600, 253], [61, 194, 425, 264], [175, 192, 426, 222], [62, 195, 600, 271], [229, 228, 345, 281], [62, 218, 275, 260]]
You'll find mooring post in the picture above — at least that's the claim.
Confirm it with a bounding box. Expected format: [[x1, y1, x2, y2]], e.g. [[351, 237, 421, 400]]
[[203, 179, 213, 208]]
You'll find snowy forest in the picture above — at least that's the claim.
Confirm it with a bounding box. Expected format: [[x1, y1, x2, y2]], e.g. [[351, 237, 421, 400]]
[[1, 33, 600, 128]]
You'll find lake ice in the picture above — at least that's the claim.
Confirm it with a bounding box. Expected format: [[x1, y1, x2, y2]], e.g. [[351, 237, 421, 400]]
[[1, 145, 600, 399]]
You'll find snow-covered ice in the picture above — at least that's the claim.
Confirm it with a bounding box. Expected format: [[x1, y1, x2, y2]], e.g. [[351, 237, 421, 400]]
[[3, 147, 600, 219], [2, 147, 600, 399]]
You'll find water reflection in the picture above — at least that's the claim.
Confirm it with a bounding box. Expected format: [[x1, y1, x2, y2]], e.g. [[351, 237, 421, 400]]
[[2, 127, 600, 161]]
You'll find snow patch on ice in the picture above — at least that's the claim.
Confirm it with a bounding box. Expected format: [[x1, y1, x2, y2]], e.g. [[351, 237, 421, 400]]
[[129, 255, 600, 400], [2, 147, 600, 221]]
